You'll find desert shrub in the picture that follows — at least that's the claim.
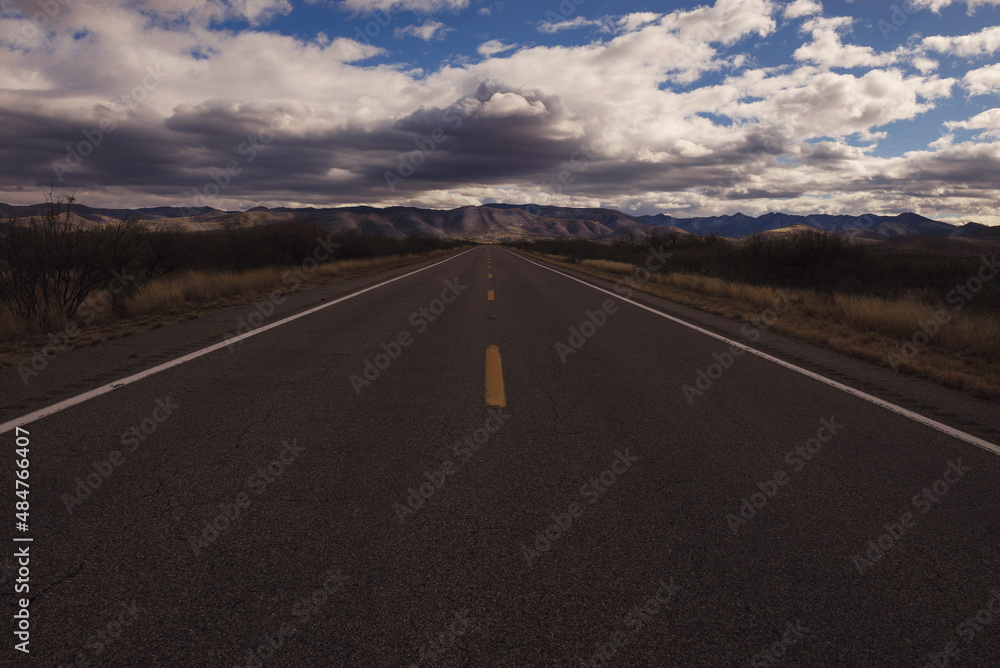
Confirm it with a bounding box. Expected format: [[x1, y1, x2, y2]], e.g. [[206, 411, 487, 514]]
[[506, 229, 1000, 309], [0, 197, 179, 326]]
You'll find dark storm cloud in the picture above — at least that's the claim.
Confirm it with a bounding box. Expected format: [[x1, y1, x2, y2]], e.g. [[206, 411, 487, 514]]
[[0, 81, 579, 206], [741, 128, 787, 156], [0, 54, 996, 218]]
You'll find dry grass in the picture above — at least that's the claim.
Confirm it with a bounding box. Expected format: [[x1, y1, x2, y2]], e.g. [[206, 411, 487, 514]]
[[123, 267, 287, 317], [545, 253, 1000, 401], [119, 254, 420, 319], [580, 259, 632, 274], [582, 259, 792, 310], [0, 251, 455, 364]]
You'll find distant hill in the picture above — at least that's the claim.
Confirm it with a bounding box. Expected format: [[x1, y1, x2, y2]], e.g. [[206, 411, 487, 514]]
[[875, 234, 1000, 256], [0, 201, 993, 244], [948, 222, 1000, 241], [636, 211, 963, 240], [755, 223, 819, 239], [0, 201, 673, 241], [0, 202, 229, 225]]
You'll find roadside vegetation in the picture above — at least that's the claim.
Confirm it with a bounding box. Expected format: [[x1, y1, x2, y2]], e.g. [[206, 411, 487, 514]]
[[507, 231, 1000, 400], [0, 197, 464, 359]]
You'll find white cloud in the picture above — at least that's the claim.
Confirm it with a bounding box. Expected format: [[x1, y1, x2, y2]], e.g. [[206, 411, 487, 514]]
[[661, 0, 777, 46], [783, 0, 822, 19], [1, 0, 999, 223], [964, 63, 1000, 95], [793, 17, 903, 69], [909, 0, 1000, 13], [616, 13, 662, 32], [946, 108, 1000, 138], [716, 67, 954, 141], [923, 25, 1000, 57], [394, 21, 452, 40], [538, 16, 606, 34], [911, 56, 940, 74], [477, 2, 504, 16], [136, 0, 293, 25], [3, 0, 293, 27], [477, 39, 516, 57], [480, 92, 547, 118], [326, 37, 385, 62], [224, 0, 293, 23], [337, 0, 468, 14]]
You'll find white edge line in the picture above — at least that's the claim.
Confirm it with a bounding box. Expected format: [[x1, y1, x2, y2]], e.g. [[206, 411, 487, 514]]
[[0, 248, 477, 435], [507, 249, 1000, 458]]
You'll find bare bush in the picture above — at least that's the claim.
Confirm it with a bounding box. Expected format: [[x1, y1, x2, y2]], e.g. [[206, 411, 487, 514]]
[[0, 196, 179, 327]]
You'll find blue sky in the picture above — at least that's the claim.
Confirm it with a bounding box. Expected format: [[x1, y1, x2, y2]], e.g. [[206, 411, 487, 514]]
[[1, 0, 999, 222]]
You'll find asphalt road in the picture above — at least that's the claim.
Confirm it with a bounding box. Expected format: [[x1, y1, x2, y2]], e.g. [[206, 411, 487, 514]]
[[3, 245, 1000, 667]]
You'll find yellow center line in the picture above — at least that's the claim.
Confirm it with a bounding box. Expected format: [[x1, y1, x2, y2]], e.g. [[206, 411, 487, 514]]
[[487, 289, 495, 301], [485, 345, 506, 407], [488, 273, 493, 278]]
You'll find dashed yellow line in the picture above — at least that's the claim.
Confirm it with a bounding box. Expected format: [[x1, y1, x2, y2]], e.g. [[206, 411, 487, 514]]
[[485, 345, 506, 407], [487, 290, 495, 301], [488, 273, 493, 278]]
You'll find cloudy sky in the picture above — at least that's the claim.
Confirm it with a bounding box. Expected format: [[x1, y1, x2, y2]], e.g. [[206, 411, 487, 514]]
[[1, 0, 999, 222]]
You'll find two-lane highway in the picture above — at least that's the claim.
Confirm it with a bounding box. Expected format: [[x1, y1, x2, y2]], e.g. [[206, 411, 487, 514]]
[[3, 245, 1000, 666]]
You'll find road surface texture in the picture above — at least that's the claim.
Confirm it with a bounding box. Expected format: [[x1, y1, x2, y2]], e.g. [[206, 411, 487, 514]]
[[2, 245, 1000, 666]]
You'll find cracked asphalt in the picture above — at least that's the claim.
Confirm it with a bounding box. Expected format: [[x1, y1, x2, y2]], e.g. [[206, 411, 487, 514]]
[[2, 245, 1000, 666]]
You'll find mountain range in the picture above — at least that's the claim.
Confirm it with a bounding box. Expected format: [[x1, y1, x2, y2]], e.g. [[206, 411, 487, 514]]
[[636, 210, 998, 241], [1, 201, 997, 243]]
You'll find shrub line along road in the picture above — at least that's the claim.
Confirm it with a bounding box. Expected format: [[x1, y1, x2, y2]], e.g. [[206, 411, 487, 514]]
[[3, 245, 1000, 665]]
